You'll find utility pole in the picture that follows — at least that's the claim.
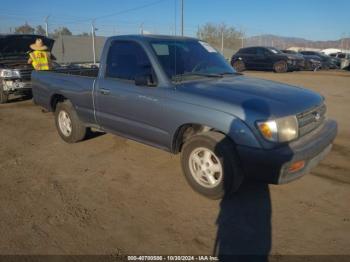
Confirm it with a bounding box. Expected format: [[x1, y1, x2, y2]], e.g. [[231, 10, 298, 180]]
[[241, 36, 244, 48], [91, 20, 96, 65], [341, 33, 346, 52], [44, 16, 50, 37], [181, 0, 184, 36], [221, 27, 224, 54], [140, 23, 144, 35]]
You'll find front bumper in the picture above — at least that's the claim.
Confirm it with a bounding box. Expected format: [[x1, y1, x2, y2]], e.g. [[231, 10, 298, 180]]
[[288, 59, 305, 70], [236, 119, 337, 184], [307, 61, 322, 70], [1, 79, 31, 93]]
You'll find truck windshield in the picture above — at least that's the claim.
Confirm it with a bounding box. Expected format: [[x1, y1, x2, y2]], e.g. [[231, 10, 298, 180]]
[[149, 40, 235, 80]]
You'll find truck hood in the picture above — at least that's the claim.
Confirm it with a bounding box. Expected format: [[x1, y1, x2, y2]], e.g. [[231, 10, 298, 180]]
[[0, 34, 54, 60], [177, 75, 323, 121]]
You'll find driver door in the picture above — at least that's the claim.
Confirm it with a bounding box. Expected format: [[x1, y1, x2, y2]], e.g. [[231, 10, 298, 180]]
[[253, 48, 270, 69], [95, 40, 170, 148]]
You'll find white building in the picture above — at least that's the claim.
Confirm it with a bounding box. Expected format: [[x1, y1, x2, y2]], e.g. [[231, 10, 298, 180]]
[[287, 46, 322, 52], [321, 48, 342, 55]]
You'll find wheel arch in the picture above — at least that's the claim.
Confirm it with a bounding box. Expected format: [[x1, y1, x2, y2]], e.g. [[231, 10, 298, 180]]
[[50, 93, 68, 111], [171, 118, 261, 154], [172, 123, 225, 153]]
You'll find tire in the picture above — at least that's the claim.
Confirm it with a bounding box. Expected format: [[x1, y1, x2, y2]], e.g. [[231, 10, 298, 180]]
[[54, 100, 87, 143], [232, 60, 245, 72], [273, 60, 288, 73], [180, 131, 244, 199], [0, 84, 9, 104]]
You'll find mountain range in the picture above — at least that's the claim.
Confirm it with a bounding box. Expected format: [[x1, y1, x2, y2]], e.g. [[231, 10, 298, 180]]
[[244, 34, 350, 50]]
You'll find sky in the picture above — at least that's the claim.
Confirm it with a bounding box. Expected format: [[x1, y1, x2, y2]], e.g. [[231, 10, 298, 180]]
[[0, 0, 349, 41]]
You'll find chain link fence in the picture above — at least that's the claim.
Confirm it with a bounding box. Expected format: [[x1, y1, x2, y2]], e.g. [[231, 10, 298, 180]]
[[51, 35, 106, 64]]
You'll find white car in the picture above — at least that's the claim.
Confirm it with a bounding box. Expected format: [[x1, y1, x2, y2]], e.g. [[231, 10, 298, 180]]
[[329, 53, 350, 69]]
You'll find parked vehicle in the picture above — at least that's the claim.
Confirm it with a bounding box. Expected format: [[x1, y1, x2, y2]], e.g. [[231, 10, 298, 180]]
[[329, 52, 350, 69], [299, 51, 339, 69], [0, 34, 54, 103], [32, 35, 337, 199], [281, 50, 321, 71], [231, 46, 305, 73]]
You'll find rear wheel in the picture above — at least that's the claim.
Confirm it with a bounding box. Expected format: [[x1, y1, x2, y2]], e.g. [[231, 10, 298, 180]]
[[273, 60, 288, 73], [232, 60, 246, 72], [0, 84, 9, 104], [55, 100, 87, 143], [180, 131, 244, 199]]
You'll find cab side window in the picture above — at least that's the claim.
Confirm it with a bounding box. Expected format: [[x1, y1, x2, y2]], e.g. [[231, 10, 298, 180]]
[[257, 48, 267, 56], [106, 41, 152, 80], [244, 48, 257, 55]]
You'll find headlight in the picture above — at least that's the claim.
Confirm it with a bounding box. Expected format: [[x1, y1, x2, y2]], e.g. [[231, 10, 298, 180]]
[[0, 69, 20, 78], [310, 59, 320, 63], [257, 115, 298, 143]]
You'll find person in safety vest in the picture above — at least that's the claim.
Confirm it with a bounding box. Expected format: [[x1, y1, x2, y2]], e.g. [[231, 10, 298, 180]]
[[27, 38, 52, 70]]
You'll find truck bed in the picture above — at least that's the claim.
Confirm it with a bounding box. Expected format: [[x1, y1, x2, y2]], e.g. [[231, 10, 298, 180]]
[[52, 66, 99, 78], [32, 67, 98, 125]]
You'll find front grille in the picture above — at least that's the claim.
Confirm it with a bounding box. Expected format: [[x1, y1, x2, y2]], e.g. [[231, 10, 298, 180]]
[[19, 69, 33, 80], [297, 103, 326, 137]]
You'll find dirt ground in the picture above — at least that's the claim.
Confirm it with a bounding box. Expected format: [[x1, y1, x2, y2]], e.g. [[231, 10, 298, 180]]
[[0, 70, 349, 256]]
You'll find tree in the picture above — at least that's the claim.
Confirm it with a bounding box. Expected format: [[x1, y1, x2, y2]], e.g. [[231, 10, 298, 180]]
[[15, 22, 35, 34], [51, 27, 73, 38], [35, 25, 46, 36], [197, 23, 244, 51]]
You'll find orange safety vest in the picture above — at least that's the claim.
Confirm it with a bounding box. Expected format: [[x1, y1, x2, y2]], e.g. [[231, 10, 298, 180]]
[[29, 51, 51, 70]]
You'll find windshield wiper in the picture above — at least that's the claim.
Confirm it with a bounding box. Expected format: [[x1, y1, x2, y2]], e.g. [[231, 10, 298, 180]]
[[172, 72, 224, 81]]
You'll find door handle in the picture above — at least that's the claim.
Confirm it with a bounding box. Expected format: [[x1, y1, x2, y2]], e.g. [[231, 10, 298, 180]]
[[100, 88, 110, 95]]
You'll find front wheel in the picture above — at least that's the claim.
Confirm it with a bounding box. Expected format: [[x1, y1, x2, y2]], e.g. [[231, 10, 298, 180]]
[[55, 100, 87, 143], [273, 61, 288, 73], [232, 60, 246, 72], [180, 131, 243, 199]]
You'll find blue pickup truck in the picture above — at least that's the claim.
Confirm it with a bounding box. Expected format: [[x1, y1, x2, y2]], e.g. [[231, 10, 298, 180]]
[[32, 35, 337, 199]]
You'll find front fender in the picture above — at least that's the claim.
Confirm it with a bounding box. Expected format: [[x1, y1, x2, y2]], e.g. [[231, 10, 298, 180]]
[[226, 117, 261, 148], [170, 106, 262, 150]]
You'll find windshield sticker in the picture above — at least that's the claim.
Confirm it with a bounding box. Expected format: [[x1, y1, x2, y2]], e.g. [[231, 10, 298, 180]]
[[152, 44, 169, 56], [199, 41, 217, 53]]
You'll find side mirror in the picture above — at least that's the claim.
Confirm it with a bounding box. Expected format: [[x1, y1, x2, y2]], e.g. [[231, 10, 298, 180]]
[[135, 74, 156, 87]]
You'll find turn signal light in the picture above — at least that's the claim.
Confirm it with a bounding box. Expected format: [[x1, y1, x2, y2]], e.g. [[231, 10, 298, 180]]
[[258, 122, 274, 139], [288, 160, 305, 173]]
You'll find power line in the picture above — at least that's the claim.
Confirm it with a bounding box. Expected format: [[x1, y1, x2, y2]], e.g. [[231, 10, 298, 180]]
[[0, 0, 169, 28], [95, 0, 168, 20], [60, 0, 168, 25]]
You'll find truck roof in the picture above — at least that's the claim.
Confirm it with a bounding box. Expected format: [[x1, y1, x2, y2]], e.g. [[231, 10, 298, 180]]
[[107, 34, 198, 42]]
